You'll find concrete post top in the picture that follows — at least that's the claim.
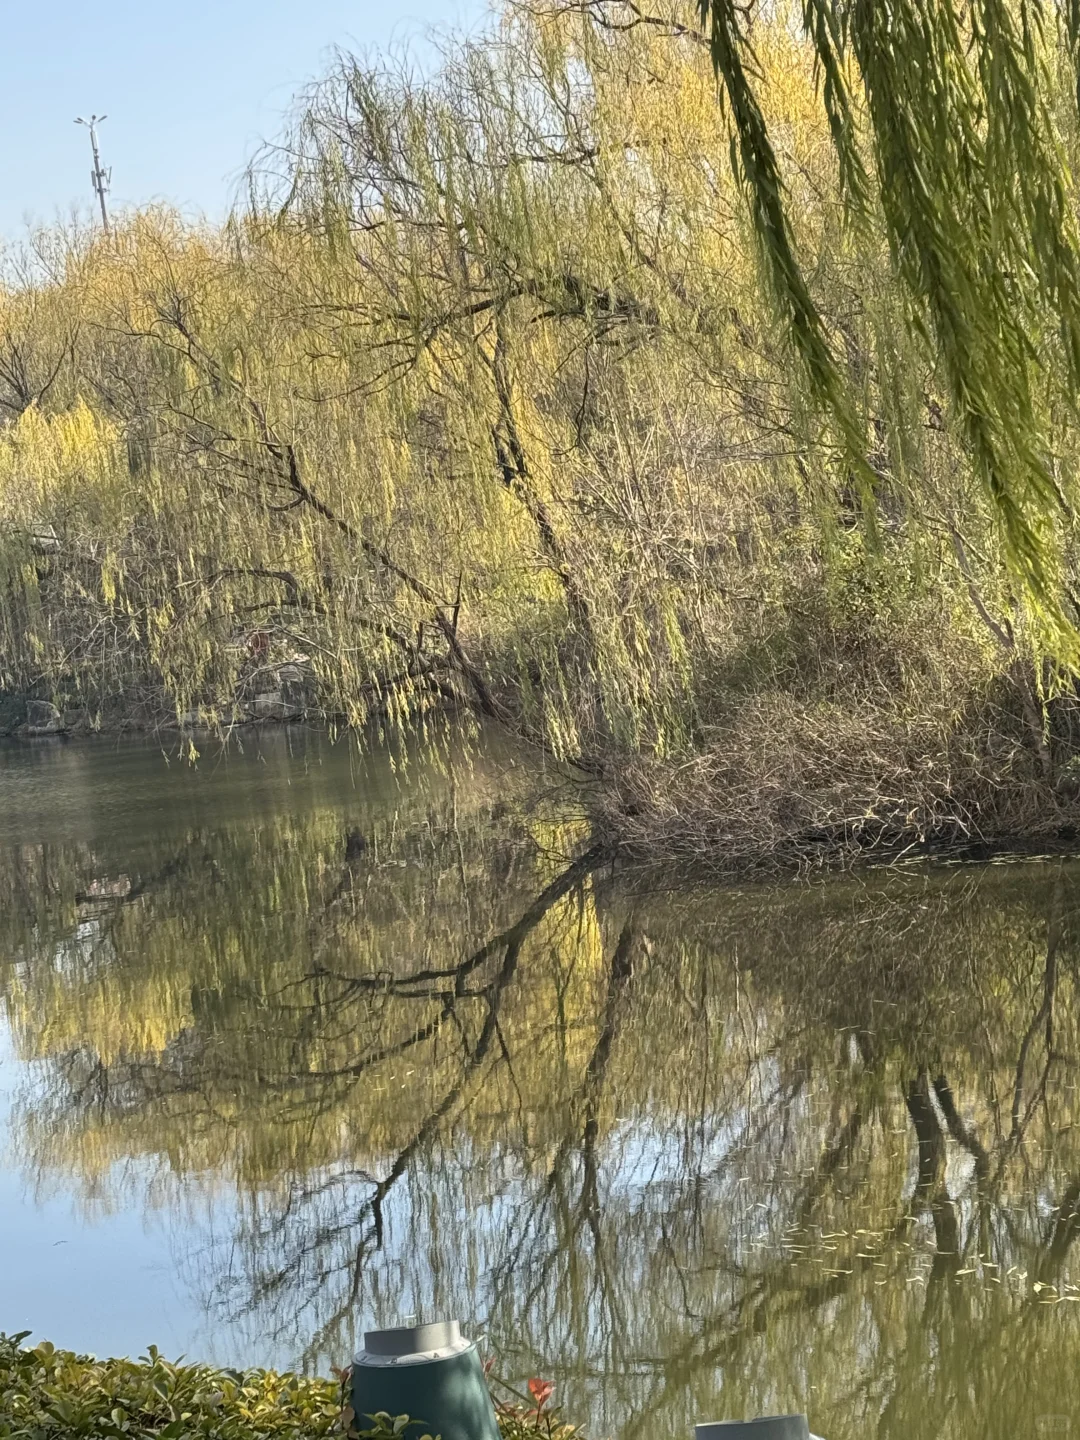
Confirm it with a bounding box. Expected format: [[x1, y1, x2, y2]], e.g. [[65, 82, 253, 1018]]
[[355, 1321, 473, 1366], [695, 1418, 812, 1440]]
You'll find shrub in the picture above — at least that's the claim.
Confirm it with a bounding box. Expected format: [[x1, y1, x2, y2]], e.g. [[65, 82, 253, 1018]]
[[0, 1335, 583, 1440]]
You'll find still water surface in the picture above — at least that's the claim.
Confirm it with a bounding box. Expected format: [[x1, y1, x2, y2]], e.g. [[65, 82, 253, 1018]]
[[1, 730, 1079, 1439]]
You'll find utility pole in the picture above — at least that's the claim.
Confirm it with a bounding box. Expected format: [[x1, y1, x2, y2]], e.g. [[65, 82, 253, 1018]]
[[75, 114, 111, 233]]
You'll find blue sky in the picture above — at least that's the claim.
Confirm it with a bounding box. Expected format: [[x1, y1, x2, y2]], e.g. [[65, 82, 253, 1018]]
[[0, 0, 489, 241]]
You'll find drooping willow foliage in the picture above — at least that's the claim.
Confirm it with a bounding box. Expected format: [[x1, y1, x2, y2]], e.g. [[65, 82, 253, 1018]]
[[701, 0, 1080, 637], [3, 0, 1080, 823]]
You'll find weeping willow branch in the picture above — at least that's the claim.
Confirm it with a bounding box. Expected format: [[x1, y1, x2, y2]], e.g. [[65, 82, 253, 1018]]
[[699, 0, 1080, 640]]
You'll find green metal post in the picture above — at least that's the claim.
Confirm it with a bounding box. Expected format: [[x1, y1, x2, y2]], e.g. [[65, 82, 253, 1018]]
[[351, 1321, 501, 1440]]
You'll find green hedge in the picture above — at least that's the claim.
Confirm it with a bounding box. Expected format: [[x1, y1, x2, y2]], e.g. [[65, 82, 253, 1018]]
[[0, 1334, 580, 1440]]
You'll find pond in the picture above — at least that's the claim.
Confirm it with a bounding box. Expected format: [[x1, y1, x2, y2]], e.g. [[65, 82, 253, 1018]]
[[1, 728, 1078, 1440]]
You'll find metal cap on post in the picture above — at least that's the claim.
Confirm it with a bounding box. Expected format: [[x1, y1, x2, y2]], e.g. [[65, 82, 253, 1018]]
[[363, 1322, 463, 1358], [351, 1319, 500, 1440], [696, 1418, 815, 1440]]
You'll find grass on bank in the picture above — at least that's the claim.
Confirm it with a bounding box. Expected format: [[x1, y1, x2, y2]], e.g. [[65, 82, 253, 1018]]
[[0, 1334, 580, 1440]]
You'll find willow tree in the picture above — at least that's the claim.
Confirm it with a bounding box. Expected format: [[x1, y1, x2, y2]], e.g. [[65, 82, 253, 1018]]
[[261, 0, 962, 761], [690, 0, 1080, 640]]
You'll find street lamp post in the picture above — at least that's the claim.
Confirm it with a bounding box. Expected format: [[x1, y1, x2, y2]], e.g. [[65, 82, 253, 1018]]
[[75, 114, 111, 233]]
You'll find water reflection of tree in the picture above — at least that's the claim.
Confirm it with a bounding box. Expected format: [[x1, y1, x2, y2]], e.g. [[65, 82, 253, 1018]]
[[4, 827, 1080, 1439]]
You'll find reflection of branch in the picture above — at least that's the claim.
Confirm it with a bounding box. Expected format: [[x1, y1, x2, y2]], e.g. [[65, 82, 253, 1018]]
[[905, 1070, 960, 1285], [477, 914, 641, 1343], [932, 1073, 989, 1182], [798, 1101, 865, 1225], [999, 880, 1062, 1177], [1038, 1178, 1080, 1285], [577, 919, 637, 1323], [357, 927, 525, 1262], [358, 849, 609, 1242], [297, 842, 610, 1080], [228, 843, 609, 1340], [906, 1070, 945, 1202]]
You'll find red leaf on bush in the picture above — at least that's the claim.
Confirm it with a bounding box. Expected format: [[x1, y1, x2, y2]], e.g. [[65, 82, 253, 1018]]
[[527, 1378, 554, 1411]]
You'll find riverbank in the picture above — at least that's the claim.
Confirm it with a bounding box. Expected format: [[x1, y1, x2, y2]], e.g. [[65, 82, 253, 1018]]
[[0, 1334, 579, 1440], [6, 653, 1080, 878], [598, 674, 1080, 872]]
